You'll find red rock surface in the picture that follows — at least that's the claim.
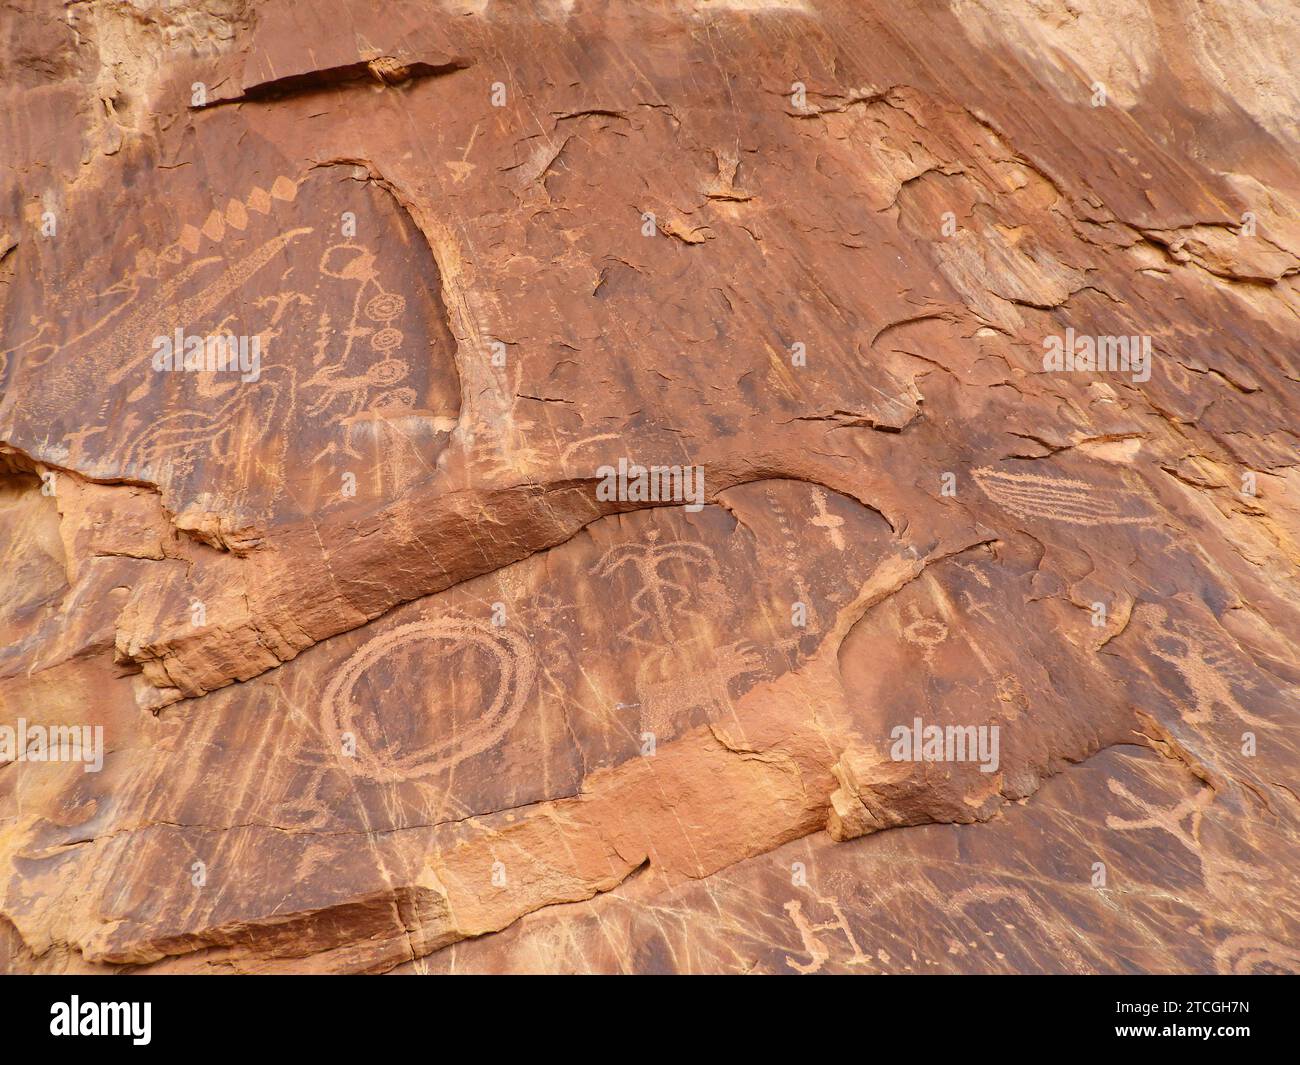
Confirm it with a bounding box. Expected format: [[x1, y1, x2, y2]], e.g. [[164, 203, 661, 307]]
[[1, 0, 1297, 974]]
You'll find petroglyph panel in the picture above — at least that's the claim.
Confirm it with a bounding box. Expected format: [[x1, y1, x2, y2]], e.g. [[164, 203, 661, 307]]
[[410, 748, 1300, 974], [0, 480, 899, 969], [1, 161, 460, 526], [3, 0, 1299, 977]]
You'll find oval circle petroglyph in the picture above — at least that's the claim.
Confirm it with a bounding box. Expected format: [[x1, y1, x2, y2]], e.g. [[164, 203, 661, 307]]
[[323, 616, 536, 783]]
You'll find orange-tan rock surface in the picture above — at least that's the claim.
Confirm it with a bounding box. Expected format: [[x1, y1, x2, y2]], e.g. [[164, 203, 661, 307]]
[[1, 0, 1297, 974]]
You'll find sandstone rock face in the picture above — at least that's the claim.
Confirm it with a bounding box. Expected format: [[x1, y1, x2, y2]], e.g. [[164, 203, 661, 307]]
[[1, 1, 1297, 974]]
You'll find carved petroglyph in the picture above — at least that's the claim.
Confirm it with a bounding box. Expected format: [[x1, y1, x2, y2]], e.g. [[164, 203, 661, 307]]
[[1135, 604, 1279, 732], [592, 531, 767, 736], [636, 640, 767, 736], [809, 487, 847, 551], [994, 673, 1028, 721], [82, 177, 305, 392], [901, 604, 949, 663], [175, 175, 299, 255], [782, 880, 1093, 974], [590, 531, 724, 652], [323, 615, 536, 783], [9, 170, 456, 513], [1105, 777, 1269, 902], [302, 242, 432, 464], [782, 896, 870, 973], [1214, 934, 1300, 974], [941, 885, 1096, 974], [766, 488, 819, 636], [36, 223, 310, 402], [973, 467, 1154, 526]]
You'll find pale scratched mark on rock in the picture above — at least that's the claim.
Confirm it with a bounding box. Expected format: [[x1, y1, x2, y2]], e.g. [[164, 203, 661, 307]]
[[303, 243, 426, 462], [636, 640, 767, 736], [787, 875, 1095, 974], [21, 192, 311, 396], [91, 175, 452, 504], [589, 531, 724, 652], [1, 0, 1297, 977], [768, 488, 818, 632], [942, 885, 1096, 975]]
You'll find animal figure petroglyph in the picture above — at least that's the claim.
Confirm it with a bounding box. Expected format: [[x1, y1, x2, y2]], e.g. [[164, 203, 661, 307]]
[[1105, 776, 1269, 903], [636, 640, 767, 735], [1135, 604, 1279, 732]]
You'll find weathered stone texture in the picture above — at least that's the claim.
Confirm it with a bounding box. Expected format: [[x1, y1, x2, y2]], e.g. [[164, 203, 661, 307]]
[[1, 0, 1297, 974]]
